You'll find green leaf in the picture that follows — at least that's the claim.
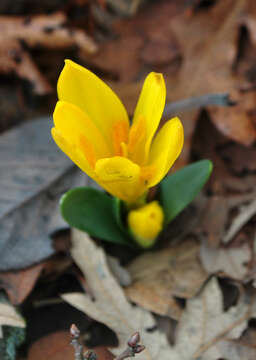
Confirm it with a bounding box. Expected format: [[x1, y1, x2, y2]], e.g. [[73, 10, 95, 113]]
[[60, 187, 131, 245], [159, 159, 213, 225], [112, 197, 126, 232]]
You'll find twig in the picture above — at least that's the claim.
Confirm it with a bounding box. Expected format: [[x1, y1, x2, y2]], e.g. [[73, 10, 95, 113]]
[[116, 332, 145, 360], [70, 325, 145, 360], [163, 93, 235, 118], [70, 324, 84, 360]]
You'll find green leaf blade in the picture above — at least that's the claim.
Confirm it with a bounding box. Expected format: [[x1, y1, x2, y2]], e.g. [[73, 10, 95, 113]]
[[159, 159, 213, 225], [60, 187, 131, 245]]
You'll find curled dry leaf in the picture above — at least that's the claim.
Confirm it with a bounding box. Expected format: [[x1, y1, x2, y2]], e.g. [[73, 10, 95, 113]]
[[223, 197, 256, 244], [125, 239, 208, 320], [196, 192, 256, 247], [200, 242, 250, 280]]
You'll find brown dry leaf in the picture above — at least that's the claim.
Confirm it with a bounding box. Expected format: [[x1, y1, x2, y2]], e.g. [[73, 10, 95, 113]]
[[125, 239, 208, 320], [61, 229, 176, 360], [223, 197, 256, 244], [196, 193, 256, 247], [169, 0, 256, 166], [62, 231, 255, 360], [28, 331, 113, 360], [87, 0, 184, 82], [0, 12, 97, 94], [218, 143, 256, 174], [198, 196, 230, 247], [200, 242, 250, 280], [92, 0, 256, 167], [0, 302, 25, 338], [0, 263, 44, 305]]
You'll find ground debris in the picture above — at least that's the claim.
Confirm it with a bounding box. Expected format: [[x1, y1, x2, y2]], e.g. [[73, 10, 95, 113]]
[[0, 12, 97, 94]]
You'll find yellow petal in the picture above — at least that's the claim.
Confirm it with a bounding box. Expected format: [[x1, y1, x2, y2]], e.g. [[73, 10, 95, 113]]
[[128, 201, 164, 248], [57, 60, 129, 152], [94, 156, 146, 202], [53, 101, 110, 162], [128, 115, 147, 164], [51, 128, 96, 179], [130, 72, 166, 165], [146, 117, 184, 187]]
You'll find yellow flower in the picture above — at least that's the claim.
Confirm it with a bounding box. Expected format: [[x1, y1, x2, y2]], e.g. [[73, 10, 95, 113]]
[[52, 60, 184, 204], [128, 201, 164, 248]]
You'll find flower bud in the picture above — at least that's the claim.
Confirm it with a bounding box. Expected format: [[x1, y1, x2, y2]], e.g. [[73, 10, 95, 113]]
[[127, 201, 164, 248], [134, 345, 145, 354], [70, 324, 80, 338], [127, 331, 140, 347]]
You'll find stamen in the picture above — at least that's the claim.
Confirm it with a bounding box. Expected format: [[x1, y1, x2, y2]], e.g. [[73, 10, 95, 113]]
[[112, 121, 129, 156], [120, 142, 128, 157], [128, 115, 146, 164], [79, 135, 96, 169]]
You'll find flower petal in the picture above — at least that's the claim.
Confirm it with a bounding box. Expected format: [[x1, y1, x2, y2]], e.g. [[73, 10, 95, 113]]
[[95, 156, 146, 202], [53, 101, 110, 161], [51, 128, 96, 179], [130, 72, 166, 165], [57, 60, 129, 152], [145, 117, 184, 187]]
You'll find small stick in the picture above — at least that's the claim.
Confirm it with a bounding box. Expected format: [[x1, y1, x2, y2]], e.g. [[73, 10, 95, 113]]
[[70, 325, 145, 360], [164, 92, 236, 118], [116, 332, 145, 360], [70, 324, 84, 360]]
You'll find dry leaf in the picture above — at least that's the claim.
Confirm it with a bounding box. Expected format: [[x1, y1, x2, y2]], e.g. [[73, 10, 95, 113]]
[[200, 242, 250, 281], [0, 117, 87, 271], [62, 229, 175, 360], [62, 231, 253, 360], [0, 263, 43, 305], [0, 302, 25, 338], [125, 239, 208, 320], [87, 0, 184, 82], [173, 277, 251, 360], [28, 331, 113, 360], [223, 197, 256, 244], [195, 190, 256, 247], [217, 328, 256, 360], [169, 0, 256, 166], [0, 12, 97, 94], [107, 255, 131, 287], [91, 0, 256, 168]]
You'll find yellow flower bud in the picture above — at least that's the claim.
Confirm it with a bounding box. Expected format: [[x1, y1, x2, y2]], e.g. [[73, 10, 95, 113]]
[[127, 201, 164, 248]]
